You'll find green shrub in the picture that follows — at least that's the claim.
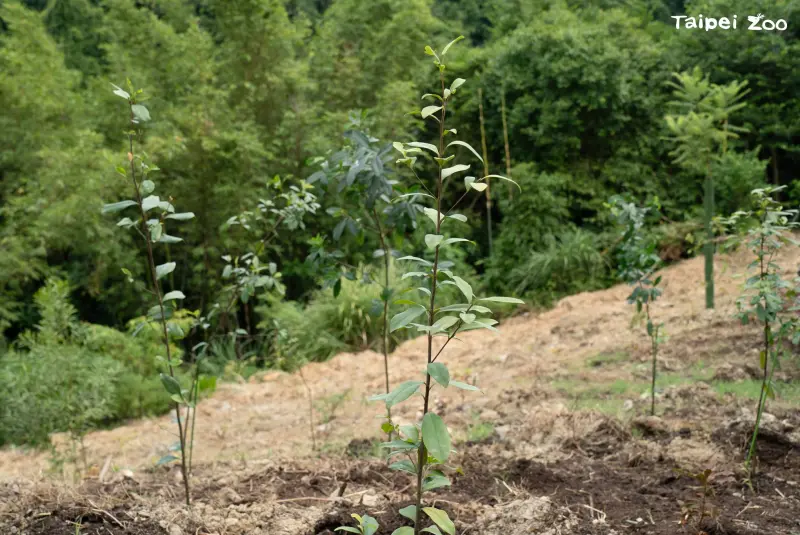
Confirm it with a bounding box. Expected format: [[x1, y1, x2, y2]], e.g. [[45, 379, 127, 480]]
[[0, 344, 123, 447]]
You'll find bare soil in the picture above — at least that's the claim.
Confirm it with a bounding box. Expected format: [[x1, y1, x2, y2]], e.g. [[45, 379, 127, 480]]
[[2, 249, 800, 534]]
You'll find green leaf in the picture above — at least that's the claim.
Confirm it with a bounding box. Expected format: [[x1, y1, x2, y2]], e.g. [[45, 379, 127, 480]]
[[141, 195, 160, 212], [483, 174, 521, 191], [421, 528, 443, 535], [422, 508, 455, 535], [102, 200, 138, 214], [158, 234, 182, 244], [141, 180, 155, 194], [423, 207, 443, 226], [445, 141, 481, 162], [400, 425, 419, 442], [449, 78, 466, 93], [425, 234, 444, 250], [442, 238, 472, 247], [117, 217, 136, 227], [131, 104, 151, 122], [160, 374, 182, 397], [441, 164, 470, 180], [390, 306, 427, 332], [469, 182, 487, 192], [165, 212, 195, 221], [421, 106, 443, 119], [427, 362, 450, 387], [399, 505, 417, 523], [424, 45, 436, 56], [385, 381, 424, 408], [156, 262, 176, 280], [449, 380, 480, 391], [391, 529, 414, 535], [389, 460, 416, 474], [430, 315, 459, 333], [156, 454, 178, 466], [398, 256, 433, 266], [422, 471, 452, 492], [407, 142, 439, 156], [452, 276, 473, 302], [334, 528, 361, 534], [150, 222, 162, 242], [361, 515, 379, 535], [441, 35, 464, 56], [478, 296, 524, 304], [447, 214, 467, 223], [459, 313, 475, 324], [111, 83, 130, 99], [421, 413, 450, 463], [163, 291, 185, 302]]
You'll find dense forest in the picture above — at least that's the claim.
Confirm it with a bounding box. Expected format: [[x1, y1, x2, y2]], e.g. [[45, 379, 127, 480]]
[[1, 0, 799, 448]]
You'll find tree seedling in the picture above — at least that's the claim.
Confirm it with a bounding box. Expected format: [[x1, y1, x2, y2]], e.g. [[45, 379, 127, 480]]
[[338, 36, 523, 535], [608, 196, 665, 416], [723, 185, 800, 479], [676, 468, 716, 534], [102, 81, 196, 505]]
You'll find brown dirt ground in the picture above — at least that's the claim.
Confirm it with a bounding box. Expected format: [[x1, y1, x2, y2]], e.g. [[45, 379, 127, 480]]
[[2, 249, 800, 534]]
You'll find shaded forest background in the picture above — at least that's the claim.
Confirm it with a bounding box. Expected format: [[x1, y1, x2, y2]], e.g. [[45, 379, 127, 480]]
[[1, 0, 799, 446]]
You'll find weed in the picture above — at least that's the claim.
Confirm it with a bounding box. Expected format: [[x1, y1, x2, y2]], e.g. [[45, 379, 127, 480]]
[[316, 389, 351, 424], [676, 468, 717, 533], [466, 412, 495, 443], [102, 81, 196, 505]]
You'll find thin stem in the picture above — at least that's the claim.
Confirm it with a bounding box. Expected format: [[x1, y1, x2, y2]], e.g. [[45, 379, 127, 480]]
[[127, 102, 190, 506], [478, 87, 492, 255], [746, 232, 770, 473], [500, 88, 513, 200], [414, 68, 447, 535], [372, 208, 393, 442], [299, 367, 316, 451]]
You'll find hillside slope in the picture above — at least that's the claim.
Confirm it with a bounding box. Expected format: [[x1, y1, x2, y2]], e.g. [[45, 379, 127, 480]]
[[2, 247, 797, 481]]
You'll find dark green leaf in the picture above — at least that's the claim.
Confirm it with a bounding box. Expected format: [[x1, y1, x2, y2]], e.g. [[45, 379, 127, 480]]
[[421, 412, 450, 463]]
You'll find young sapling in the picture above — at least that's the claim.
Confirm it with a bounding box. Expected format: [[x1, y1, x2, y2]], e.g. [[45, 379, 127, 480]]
[[102, 81, 196, 505], [608, 196, 665, 415], [338, 36, 523, 535], [723, 186, 800, 477]]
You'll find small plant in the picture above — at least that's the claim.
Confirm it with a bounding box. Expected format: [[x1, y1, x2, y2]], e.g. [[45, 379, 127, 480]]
[[723, 185, 800, 476], [344, 36, 522, 535], [336, 514, 379, 535], [676, 468, 716, 533], [102, 81, 196, 505], [316, 389, 351, 424], [608, 196, 665, 416], [308, 124, 421, 438]]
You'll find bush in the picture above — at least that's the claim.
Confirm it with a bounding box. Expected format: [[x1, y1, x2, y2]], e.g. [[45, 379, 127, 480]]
[[0, 344, 123, 447]]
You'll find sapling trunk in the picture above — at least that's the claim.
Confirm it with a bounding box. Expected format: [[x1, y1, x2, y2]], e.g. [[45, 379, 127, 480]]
[[704, 161, 715, 309], [299, 367, 316, 451], [413, 70, 448, 535], [125, 103, 191, 506], [477, 87, 492, 255], [500, 89, 513, 200], [372, 208, 393, 441]]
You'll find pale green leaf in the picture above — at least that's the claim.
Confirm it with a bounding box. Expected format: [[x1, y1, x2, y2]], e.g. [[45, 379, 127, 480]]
[[102, 200, 137, 214], [484, 174, 521, 191], [446, 140, 482, 162], [449, 78, 466, 92], [421, 413, 450, 463], [478, 296, 525, 304], [441, 35, 464, 56], [131, 104, 151, 122], [423, 507, 455, 535], [452, 276, 473, 302], [141, 195, 160, 212], [165, 212, 195, 221], [407, 142, 439, 156], [163, 291, 186, 301], [421, 106, 443, 119], [399, 505, 417, 523], [425, 234, 444, 249], [441, 164, 470, 180], [155, 262, 176, 280], [427, 362, 450, 387], [386, 380, 424, 408], [390, 305, 427, 332]]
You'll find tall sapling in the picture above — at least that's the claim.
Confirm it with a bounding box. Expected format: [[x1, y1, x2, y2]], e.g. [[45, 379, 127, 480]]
[[609, 196, 665, 415], [339, 36, 523, 535], [102, 81, 196, 505]]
